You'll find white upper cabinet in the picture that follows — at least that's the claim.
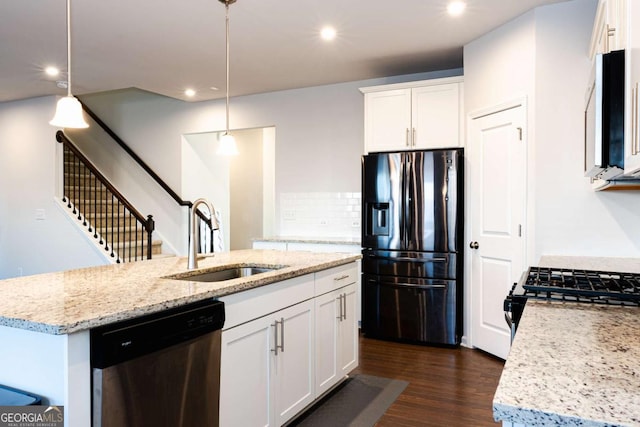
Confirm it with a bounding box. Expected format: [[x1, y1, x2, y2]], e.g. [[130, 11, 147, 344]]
[[361, 77, 463, 153], [624, 0, 640, 175], [589, 0, 626, 58]]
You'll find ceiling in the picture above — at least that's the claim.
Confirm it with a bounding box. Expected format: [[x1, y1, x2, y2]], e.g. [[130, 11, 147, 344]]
[[0, 0, 571, 104]]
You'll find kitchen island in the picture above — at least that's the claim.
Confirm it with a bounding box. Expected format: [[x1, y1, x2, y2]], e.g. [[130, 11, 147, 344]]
[[494, 256, 640, 427], [0, 249, 360, 426]]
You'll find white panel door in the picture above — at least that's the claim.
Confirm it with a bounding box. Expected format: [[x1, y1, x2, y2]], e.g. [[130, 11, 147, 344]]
[[469, 104, 526, 360], [220, 316, 273, 427], [273, 300, 315, 426], [314, 290, 340, 396], [338, 284, 358, 375]]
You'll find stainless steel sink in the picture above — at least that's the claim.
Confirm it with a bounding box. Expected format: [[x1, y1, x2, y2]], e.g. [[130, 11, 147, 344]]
[[167, 265, 285, 282]]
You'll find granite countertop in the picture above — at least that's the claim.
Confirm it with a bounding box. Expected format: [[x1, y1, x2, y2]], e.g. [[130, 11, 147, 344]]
[[254, 236, 361, 245], [493, 255, 640, 427], [0, 249, 360, 335], [494, 302, 640, 426]]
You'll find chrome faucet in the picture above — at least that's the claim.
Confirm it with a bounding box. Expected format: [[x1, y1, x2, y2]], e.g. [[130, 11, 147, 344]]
[[188, 198, 220, 270]]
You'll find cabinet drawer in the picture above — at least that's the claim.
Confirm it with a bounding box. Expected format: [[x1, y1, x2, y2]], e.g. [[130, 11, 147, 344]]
[[220, 274, 314, 330], [314, 263, 358, 296]]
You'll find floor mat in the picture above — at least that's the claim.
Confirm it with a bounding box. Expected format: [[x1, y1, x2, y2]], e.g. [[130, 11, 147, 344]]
[[288, 374, 409, 427]]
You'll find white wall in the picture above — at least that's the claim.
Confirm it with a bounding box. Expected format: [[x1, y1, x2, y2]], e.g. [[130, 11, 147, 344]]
[[464, 0, 640, 262], [79, 68, 462, 238], [533, 0, 640, 257], [0, 97, 106, 279]]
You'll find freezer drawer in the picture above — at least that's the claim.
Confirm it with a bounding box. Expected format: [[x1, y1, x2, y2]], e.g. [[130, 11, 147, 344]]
[[362, 274, 459, 345], [361, 249, 456, 280]]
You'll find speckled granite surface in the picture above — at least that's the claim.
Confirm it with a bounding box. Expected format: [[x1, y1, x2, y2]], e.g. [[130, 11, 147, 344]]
[[0, 249, 360, 335], [494, 301, 640, 426], [254, 236, 361, 245], [538, 255, 640, 273]]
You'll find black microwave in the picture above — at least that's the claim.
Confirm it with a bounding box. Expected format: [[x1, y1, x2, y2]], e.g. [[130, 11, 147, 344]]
[[584, 49, 625, 180]]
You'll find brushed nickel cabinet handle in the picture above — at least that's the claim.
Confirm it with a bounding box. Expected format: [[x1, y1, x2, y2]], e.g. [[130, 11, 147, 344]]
[[271, 318, 285, 355], [336, 294, 343, 321], [412, 127, 416, 147], [406, 128, 410, 147], [280, 317, 285, 353], [334, 274, 349, 282], [271, 319, 279, 355], [631, 82, 640, 156], [342, 293, 347, 321]]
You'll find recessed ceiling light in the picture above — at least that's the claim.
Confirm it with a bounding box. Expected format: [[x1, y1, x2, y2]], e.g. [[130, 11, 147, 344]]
[[45, 66, 60, 77], [320, 26, 337, 41], [447, 1, 466, 16], [185, 88, 196, 97]]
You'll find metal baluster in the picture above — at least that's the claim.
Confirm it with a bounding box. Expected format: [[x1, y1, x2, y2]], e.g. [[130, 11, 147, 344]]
[[98, 182, 104, 245], [64, 146, 70, 206], [146, 215, 154, 260], [109, 194, 115, 258], [82, 167, 88, 226], [116, 201, 122, 263], [127, 210, 131, 262], [71, 153, 77, 214]]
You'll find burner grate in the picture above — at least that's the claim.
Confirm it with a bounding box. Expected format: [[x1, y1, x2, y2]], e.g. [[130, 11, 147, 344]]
[[522, 267, 640, 304]]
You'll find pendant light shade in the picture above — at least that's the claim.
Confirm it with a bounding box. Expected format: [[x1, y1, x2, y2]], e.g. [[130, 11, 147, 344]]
[[50, 95, 89, 128], [218, 132, 239, 156], [50, 0, 89, 129], [216, 0, 238, 156]]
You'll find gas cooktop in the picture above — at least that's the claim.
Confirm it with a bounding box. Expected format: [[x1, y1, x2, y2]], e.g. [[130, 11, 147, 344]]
[[521, 267, 640, 305]]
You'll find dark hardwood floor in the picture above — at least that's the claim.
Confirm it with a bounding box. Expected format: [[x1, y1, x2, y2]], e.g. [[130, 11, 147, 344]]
[[352, 334, 505, 427]]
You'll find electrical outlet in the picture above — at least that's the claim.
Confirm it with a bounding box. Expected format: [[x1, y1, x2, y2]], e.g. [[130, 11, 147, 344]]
[[351, 220, 361, 228], [35, 209, 46, 221], [319, 219, 329, 226], [283, 210, 296, 221]]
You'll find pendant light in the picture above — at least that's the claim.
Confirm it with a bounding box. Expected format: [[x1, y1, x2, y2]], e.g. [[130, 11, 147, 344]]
[[50, 0, 89, 129], [217, 0, 239, 155]]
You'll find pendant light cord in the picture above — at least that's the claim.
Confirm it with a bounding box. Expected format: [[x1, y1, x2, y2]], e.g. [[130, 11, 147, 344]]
[[224, 1, 230, 134], [66, 0, 72, 97]]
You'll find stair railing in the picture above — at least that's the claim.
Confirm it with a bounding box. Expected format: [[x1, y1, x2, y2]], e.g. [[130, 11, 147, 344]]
[[79, 102, 216, 253], [57, 131, 155, 262]]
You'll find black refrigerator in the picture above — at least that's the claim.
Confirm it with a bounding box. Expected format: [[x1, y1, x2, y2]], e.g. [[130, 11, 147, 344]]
[[361, 149, 463, 346]]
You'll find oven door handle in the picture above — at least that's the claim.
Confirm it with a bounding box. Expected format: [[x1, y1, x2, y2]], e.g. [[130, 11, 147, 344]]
[[504, 310, 513, 329], [504, 310, 516, 344]]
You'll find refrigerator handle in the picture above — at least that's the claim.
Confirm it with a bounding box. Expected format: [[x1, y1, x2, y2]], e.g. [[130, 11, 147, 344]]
[[366, 254, 448, 263], [400, 154, 406, 248], [405, 154, 413, 248]]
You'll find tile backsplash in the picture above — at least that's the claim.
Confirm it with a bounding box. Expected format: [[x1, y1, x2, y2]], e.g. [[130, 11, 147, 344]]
[[279, 192, 361, 238]]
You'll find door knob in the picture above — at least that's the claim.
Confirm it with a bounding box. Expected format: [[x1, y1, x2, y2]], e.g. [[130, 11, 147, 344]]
[[469, 241, 479, 250]]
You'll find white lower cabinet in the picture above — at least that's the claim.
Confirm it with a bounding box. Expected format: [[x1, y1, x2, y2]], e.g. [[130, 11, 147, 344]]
[[315, 282, 358, 397], [219, 262, 359, 427], [220, 299, 315, 427]]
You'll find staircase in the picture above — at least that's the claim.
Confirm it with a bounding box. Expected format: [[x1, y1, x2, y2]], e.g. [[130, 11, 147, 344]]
[[60, 134, 161, 263]]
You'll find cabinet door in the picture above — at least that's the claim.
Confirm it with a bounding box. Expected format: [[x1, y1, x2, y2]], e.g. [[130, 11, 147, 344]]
[[412, 83, 461, 149], [314, 291, 340, 397], [364, 89, 412, 153], [273, 300, 315, 426], [220, 316, 273, 427], [625, 0, 640, 175], [338, 283, 359, 376]]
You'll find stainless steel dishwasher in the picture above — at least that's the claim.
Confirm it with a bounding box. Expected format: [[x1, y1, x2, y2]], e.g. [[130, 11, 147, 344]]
[[90, 299, 225, 427]]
